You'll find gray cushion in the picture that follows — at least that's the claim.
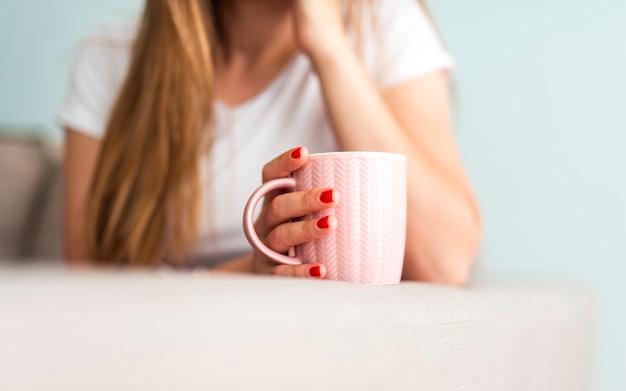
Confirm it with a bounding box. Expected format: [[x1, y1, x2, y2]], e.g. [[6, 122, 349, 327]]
[[31, 144, 63, 260], [0, 138, 46, 259], [0, 137, 63, 261]]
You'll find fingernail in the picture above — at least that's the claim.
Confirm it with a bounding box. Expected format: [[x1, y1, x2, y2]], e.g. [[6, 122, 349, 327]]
[[320, 189, 334, 204], [309, 266, 322, 277], [317, 216, 330, 229], [291, 147, 302, 159]]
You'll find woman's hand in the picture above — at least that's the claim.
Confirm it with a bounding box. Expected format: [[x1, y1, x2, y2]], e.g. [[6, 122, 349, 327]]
[[252, 147, 339, 278], [291, 0, 350, 62]]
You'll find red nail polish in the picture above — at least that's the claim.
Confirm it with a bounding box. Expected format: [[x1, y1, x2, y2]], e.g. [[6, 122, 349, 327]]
[[320, 190, 333, 204], [310, 266, 322, 277], [291, 147, 302, 159], [317, 216, 330, 229]]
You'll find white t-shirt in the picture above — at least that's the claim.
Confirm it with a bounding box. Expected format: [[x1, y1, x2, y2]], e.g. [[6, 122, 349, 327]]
[[57, 0, 454, 267]]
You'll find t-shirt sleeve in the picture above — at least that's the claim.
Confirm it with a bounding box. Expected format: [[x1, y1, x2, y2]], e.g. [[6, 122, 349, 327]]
[[56, 38, 128, 139], [362, 0, 455, 89]]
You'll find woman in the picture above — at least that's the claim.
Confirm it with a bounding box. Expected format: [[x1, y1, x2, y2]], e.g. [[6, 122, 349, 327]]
[[59, 0, 481, 285]]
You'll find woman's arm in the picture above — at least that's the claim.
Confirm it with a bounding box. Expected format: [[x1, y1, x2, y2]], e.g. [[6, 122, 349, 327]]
[[66, 131, 329, 276], [213, 253, 253, 273], [63, 129, 101, 265], [317, 52, 480, 285], [294, 1, 481, 285]]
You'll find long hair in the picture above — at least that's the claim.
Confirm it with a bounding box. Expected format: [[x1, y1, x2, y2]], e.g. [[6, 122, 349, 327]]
[[86, 0, 440, 266], [86, 0, 216, 265]]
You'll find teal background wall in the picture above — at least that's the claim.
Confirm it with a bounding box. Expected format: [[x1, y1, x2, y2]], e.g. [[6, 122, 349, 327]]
[[430, 1, 626, 390], [0, 0, 142, 137], [1, 0, 625, 389]]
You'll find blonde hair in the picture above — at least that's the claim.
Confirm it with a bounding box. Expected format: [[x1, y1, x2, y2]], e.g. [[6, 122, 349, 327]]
[[86, 0, 439, 266]]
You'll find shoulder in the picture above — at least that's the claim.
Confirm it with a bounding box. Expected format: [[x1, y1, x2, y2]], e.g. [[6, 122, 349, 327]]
[[57, 22, 139, 138], [370, 0, 424, 19], [355, 0, 455, 88], [72, 22, 138, 83], [355, 0, 435, 36]]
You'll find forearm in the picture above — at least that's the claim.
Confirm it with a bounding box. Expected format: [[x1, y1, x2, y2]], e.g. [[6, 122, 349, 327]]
[[311, 43, 480, 285], [312, 43, 403, 150], [212, 253, 254, 273]]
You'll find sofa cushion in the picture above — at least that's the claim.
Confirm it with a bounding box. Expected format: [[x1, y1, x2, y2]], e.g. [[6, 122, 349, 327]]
[[0, 137, 46, 259], [0, 136, 63, 261], [31, 144, 63, 260]]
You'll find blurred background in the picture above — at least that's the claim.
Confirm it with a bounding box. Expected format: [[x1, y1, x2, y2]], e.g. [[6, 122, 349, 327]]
[[0, 0, 624, 389]]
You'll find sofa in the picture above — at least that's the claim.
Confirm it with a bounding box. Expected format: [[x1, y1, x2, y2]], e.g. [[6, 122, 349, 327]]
[[0, 134, 63, 262], [0, 134, 595, 390]]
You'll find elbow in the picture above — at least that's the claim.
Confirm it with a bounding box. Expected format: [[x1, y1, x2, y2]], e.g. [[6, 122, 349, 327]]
[[430, 245, 478, 287], [64, 245, 89, 267], [447, 216, 482, 286], [63, 227, 91, 267], [403, 215, 482, 287]]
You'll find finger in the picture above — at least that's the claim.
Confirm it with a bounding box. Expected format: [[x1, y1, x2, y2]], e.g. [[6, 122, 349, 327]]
[[262, 146, 309, 182], [272, 263, 327, 279], [266, 215, 337, 253], [265, 188, 339, 228]]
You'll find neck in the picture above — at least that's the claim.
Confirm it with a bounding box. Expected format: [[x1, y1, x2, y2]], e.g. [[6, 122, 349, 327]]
[[218, 0, 295, 61]]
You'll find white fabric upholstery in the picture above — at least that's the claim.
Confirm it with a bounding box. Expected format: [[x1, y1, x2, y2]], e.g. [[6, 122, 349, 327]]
[[0, 269, 594, 391]]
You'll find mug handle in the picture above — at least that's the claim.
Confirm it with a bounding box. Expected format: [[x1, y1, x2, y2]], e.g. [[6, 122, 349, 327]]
[[242, 177, 303, 266]]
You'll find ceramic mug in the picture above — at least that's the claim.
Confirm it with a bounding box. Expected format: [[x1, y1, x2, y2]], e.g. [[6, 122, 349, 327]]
[[243, 152, 407, 284]]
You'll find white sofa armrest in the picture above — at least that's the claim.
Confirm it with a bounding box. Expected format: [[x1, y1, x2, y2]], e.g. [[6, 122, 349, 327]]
[[0, 269, 594, 391]]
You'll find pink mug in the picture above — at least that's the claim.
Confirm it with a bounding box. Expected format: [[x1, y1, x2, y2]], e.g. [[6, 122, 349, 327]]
[[243, 152, 407, 284]]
